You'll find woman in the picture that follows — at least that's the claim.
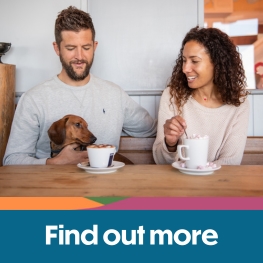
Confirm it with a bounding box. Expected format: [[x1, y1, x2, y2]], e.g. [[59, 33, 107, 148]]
[[153, 26, 249, 165]]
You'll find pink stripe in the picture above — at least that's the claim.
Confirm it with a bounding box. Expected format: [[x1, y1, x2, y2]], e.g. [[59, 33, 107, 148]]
[[91, 197, 263, 210]]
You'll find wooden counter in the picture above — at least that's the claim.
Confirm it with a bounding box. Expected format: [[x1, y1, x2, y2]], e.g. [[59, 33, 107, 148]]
[[0, 164, 262, 197]]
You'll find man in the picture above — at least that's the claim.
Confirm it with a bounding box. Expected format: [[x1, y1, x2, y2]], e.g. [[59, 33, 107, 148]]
[[3, 6, 156, 165]]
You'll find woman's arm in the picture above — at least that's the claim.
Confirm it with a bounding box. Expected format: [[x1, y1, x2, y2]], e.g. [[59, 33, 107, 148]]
[[153, 88, 185, 164]]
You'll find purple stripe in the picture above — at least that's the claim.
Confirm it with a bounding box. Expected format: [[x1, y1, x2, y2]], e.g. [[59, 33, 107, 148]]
[[90, 197, 263, 210]]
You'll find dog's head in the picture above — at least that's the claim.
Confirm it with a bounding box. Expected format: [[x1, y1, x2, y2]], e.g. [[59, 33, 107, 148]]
[[48, 115, 97, 152]]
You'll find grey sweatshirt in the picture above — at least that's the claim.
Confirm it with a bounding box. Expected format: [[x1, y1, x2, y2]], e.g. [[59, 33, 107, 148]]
[[4, 74, 157, 165]]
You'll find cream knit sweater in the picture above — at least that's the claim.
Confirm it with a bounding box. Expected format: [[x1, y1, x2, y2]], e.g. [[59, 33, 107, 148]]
[[153, 87, 250, 165]]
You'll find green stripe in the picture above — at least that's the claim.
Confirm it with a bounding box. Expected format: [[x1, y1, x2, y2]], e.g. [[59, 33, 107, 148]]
[[85, 197, 128, 205]]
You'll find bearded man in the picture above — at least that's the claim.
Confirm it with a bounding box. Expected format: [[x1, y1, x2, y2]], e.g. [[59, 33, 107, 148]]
[[4, 6, 156, 165]]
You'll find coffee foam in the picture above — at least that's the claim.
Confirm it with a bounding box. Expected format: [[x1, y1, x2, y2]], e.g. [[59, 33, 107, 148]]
[[87, 144, 115, 149]]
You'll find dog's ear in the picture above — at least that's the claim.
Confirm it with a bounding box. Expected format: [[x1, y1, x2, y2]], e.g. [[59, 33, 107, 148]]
[[47, 117, 69, 145]]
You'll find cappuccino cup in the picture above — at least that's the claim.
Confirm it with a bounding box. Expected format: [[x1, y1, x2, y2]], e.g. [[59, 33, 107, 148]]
[[177, 137, 209, 169], [87, 144, 116, 168]]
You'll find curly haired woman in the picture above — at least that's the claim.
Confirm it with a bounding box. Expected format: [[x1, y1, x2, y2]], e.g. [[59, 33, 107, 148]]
[[153, 26, 249, 165]]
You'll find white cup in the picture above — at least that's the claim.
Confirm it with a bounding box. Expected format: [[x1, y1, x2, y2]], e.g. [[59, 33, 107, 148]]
[[87, 144, 116, 168], [177, 137, 209, 169]]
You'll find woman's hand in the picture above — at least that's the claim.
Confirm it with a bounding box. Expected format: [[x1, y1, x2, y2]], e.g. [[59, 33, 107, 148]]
[[163, 116, 187, 149], [46, 143, 89, 165]]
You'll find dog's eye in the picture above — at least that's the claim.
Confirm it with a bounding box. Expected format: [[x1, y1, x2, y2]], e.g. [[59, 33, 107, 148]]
[[75, 123, 81, 128]]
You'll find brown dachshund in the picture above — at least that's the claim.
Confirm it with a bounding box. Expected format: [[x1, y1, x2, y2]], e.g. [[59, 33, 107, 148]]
[[48, 114, 133, 164], [48, 115, 97, 157]]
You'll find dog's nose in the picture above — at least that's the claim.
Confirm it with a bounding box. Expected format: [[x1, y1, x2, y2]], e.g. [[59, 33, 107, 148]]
[[91, 136, 97, 144]]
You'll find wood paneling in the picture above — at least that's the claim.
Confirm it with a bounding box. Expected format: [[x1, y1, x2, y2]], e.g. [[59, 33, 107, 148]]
[[230, 35, 258, 45], [0, 64, 15, 166], [205, 0, 233, 15], [233, 0, 263, 12], [118, 136, 263, 165], [205, 0, 263, 25]]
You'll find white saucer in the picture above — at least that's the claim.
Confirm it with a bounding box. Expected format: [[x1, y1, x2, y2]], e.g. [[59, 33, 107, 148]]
[[172, 161, 221, 176], [77, 161, 125, 174]]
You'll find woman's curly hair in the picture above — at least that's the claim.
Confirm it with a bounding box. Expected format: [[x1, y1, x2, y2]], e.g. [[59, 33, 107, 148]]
[[55, 6, 95, 47], [169, 26, 249, 114]]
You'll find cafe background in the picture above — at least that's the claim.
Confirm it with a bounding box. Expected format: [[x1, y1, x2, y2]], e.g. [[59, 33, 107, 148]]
[[0, 0, 263, 137]]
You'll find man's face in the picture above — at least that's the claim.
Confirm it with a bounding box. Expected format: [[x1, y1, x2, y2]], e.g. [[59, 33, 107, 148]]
[[54, 29, 98, 81]]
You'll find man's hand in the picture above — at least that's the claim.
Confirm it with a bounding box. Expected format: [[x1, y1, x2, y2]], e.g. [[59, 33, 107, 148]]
[[46, 143, 89, 165]]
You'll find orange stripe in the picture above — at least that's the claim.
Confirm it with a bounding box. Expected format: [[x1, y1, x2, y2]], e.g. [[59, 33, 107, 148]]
[[0, 197, 103, 210]]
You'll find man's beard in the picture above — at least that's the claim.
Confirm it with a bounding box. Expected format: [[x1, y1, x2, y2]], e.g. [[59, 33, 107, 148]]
[[60, 55, 94, 81]]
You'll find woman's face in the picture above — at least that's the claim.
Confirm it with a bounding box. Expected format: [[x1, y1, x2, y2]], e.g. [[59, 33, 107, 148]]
[[182, 40, 215, 91]]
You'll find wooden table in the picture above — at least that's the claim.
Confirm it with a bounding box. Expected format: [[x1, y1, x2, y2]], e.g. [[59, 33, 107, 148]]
[[0, 165, 263, 196]]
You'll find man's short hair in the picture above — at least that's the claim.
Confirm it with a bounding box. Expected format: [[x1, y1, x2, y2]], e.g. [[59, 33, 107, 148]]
[[55, 6, 96, 46]]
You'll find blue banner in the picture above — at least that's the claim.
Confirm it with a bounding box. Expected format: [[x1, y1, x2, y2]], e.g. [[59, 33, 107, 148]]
[[0, 210, 262, 262]]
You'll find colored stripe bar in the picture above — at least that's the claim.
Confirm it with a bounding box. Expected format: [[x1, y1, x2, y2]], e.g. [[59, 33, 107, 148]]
[[91, 197, 263, 210], [0, 197, 103, 210]]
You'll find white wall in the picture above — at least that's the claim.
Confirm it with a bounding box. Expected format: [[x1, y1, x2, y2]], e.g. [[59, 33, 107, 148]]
[[0, 0, 203, 93], [0, 0, 83, 92], [237, 45, 256, 89], [89, 0, 203, 91]]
